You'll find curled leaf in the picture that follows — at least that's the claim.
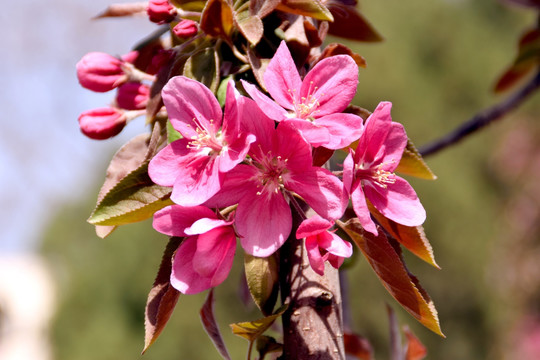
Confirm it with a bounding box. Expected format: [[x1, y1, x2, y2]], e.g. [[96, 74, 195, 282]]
[[230, 304, 288, 342], [200, 289, 232, 360], [244, 253, 279, 315]]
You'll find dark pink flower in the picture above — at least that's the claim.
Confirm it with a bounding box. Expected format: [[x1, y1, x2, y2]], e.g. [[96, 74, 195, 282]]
[[147, 0, 177, 24], [173, 19, 198, 38], [297, 215, 353, 276], [149, 76, 255, 207], [242, 41, 363, 149], [153, 205, 236, 294], [78, 107, 126, 140], [343, 102, 426, 235], [76, 52, 127, 93], [116, 82, 150, 110], [206, 99, 346, 257]]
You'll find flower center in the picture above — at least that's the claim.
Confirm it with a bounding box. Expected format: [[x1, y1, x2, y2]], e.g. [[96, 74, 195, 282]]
[[288, 82, 321, 120], [186, 118, 223, 154], [356, 162, 396, 189], [256, 152, 289, 195]]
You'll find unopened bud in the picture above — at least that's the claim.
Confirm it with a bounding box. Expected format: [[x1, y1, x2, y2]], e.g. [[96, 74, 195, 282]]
[[173, 19, 198, 39], [147, 0, 177, 24], [116, 82, 150, 110], [78, 107, 127, 140], [76, 52, 127, 93]]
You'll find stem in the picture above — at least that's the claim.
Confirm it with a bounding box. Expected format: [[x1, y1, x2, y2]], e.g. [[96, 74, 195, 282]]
[[419, 70, 540, 157], [246, 340, 254, 360]]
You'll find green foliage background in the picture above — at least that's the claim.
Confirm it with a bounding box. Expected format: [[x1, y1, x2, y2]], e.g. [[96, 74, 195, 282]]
[[41, 1, 539, 359]]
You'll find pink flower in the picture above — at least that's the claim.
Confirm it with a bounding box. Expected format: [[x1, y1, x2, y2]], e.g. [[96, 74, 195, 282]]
[[149, 76, 255, 207], [147, 0, 177, 24], [242, 41, 364, 149], [173, 19, 198, 38], [205, 99, 346, 257], [297, 215, 353, 276], [76, 52, 127, 93], [153, 205, 236, 294], [78, 107, 126, 140], [116, 82, 150, 110], [343, 102, 426, 235]]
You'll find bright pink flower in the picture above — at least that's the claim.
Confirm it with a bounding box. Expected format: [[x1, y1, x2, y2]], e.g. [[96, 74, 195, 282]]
[[206, 99, 346, 257], [242, 41, 363, 149], [343, 102, 426, 235], [78, 107, 126, 140], [147, 0, 177, 24], [76, 52, 127, 93], [153, 205, 236, 294], [116, 82, 150, 110], [149, 76, 255, 207], [297, 215, 353, 276], [173, 19, 198, 38]]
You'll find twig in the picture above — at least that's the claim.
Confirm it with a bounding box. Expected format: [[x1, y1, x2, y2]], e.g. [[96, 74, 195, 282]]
[[419, 70, 540, 157]]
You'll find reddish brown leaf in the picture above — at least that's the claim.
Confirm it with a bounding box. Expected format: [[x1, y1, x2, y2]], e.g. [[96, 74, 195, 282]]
[[276, 0, 333, 21], [327, 5, 383, 42], [200, 289, 232, 360], [338, 219, 444, 337], [250, 0, 281, 19], [344, 331, 373, 360], [494, 64, 537, 93], [395, 139, 437, 180], [247, 48, 271, 92], [404, 326, 428, 360], [318, 43, 367, 68], [312, 146, 334, 167], [367, 202, 439, 269], [200, 0, 234, 40], [93, 2, 147, 19], [143, 237, 182, 353]]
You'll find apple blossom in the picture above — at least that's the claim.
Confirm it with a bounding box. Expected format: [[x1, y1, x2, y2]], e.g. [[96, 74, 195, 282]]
[[116, 82, 150, 110], [147, 0, 177, 24], [173, 19, 198, 38], [76, 52, 127, 93], [78, 107, 126, 140]]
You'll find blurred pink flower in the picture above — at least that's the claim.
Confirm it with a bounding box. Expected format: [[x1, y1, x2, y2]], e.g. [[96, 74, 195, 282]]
[[76, 52, 127, 93], [343, 102, 426, 235], [173, 19, 198, 38], [147, 0, 177, 24], [116, 82, 150, 110], [78, 107, 126, 140]]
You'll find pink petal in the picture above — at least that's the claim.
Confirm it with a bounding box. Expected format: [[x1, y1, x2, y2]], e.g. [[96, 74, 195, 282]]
[[379, 122, 407, 171], [364, 176, 426, 227], [296, 215, 332, 239], [185, 218, 232, 235], [305, 236, 326, 276], [264, 41, 302, 110], [148, 139, 192, 186], [350, 180, 378, 235], [355, 101, 393, 166], [162, 76, 223, 139], [285, 167, 346, 221], [171, 236, 213, 294], [283, 119, 331, 148], [171, 155, 223, 206], [153, 205, 216, 237], [218, 132, 256, 173], [301, 55, 358, 118], [342, 152, 355, 194], [236, 190, 291, 257], [222, 80, 240, 141], [237, 97, 275, 157], [204, 164, 257, 208], [313, 113, 364, 149], [242, 81, 290, 121], [318, 231, 353, 258], [275, 122, 313, 172], [327, 253, 345, 270], [192, 226, 236, 286]]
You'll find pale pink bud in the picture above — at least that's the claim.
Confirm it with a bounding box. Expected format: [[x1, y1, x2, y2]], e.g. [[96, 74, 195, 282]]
[[147, 0, 177, 24], [76, 52, 127, 93], [173, 19, 198, 38], [116, 82, 150, 110], [78, 107, 127, 140]]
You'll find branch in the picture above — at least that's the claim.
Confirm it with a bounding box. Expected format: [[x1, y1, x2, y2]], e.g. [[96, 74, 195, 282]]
[[419, 70, 540, 157]]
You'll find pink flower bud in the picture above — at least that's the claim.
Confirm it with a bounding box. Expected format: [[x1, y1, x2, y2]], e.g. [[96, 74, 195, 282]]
[[76, 52, 127, 93], [147, 0, 177, 24], [173, 19, 198, 39], [116, 82, 150, 110], [78, 107, 127, 140], [121, 50, 139, 64]]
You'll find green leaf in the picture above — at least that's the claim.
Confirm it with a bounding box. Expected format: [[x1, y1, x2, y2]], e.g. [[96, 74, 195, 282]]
[[184, 47, 220, 93], [338, 219, 444, 337], [166, 120, 182, 143], [88, 163, 173, 226], [200, 289, 232, 360], [396, 139, 437, 180], [143, 237, 182, 354], [230, 304, 288, 342], [244, 253, 279, 315], [216, 76, 233, 108], [169, 0, 207, 12], [276, 0, 333, 21]]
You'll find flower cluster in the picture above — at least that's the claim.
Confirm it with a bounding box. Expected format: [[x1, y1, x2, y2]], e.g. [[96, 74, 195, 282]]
[[148, 41, 426, 294]]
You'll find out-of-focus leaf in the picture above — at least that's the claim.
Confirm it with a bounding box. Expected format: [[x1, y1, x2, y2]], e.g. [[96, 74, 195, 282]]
[[200, 0, 234, 40], [368, 203, 439, 269], [230, 304, 288, 342], [387, 305, 403, 360], [318, 43, 367, 68], [404, 326, 427, 360], [247, 48, 270, 92], [146, 54, 176, 123], [396, 139, 437, 180], [338, 219, 444, 337], [343, 331, 373, 360], [235, 12, 264, 45], [216, 76, 232, 107], [276, 0, 333, 21], [256, 335, 283, 359], [250, 0, 281, 19], [93, 2, 147, 18], [200, 289, 232, 360], [327, 5, 382, 42], [88, 163, 173, 226], [244, 254, 279, 315], [184, 47, 220, 93], [142, 237, 182, 353], [170, 0, 207, 12], [166, 120, 182, 143]]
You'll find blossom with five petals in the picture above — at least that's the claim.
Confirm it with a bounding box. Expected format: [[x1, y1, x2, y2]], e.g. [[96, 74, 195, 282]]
[[153, 205, 236, 294], [242, 41, 363, 149], [343, 101, 426, 235], [149, 76, 256, 207], [296, 215, 353, 276]]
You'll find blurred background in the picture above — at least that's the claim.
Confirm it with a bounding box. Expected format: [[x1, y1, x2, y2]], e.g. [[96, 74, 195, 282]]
[[1, 0, 539, 359]]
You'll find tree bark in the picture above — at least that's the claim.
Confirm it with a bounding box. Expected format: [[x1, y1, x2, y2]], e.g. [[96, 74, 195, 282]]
[[279, 210, 346, 359]]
